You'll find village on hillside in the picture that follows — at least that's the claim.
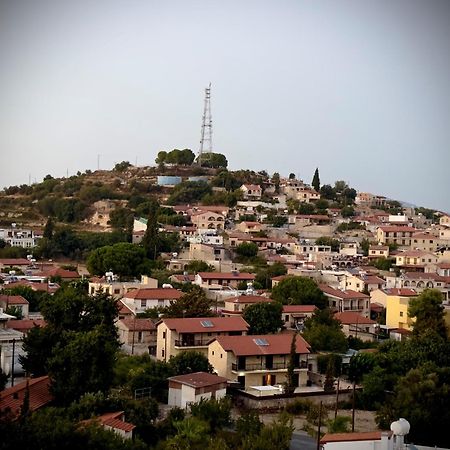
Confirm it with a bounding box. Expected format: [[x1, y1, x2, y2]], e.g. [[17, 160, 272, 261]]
[[1, 154, 450, 449]]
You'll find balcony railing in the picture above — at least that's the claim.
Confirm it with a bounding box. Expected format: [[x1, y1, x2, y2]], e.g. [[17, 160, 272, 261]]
[[232, 361, 307, 372], [174, 339, 211, 348]]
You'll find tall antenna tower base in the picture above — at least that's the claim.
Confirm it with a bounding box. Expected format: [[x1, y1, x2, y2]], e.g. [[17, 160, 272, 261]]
[[198, 83, 213, 165]]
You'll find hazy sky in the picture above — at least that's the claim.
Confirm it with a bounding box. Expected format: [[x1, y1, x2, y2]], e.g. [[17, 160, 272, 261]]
[[1, 0, 449, 211]]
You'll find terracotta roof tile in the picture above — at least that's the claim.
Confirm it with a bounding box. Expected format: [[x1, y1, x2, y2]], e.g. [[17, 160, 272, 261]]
[[7, 319, 46, 332], [0, 376, 52, 419], [319, 285, 369, 299], [0, 295, 28, 305], [320, 431, 388, 444], [214, 333, 310, 356], [160, 316, 249, 334], [282, 305, 317, 314], [198, 272, 255, 280], [119, 318, 156, 331], [123, 288, 182, 300], [334, 312, 376, 325], [169, 372, 228, 388]]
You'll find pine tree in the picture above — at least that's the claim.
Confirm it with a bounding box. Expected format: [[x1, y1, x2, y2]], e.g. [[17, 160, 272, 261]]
[[284, 333, 297, 394], [142, 199, 160, 260], [43, 217, 54, 239], [312, 168, 320, 192]]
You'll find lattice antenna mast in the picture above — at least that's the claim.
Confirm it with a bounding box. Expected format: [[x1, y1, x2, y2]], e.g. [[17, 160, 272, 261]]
[[198, 83, 212, 165]]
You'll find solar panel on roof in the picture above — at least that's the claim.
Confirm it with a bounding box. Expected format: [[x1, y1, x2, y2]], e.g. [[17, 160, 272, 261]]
[[200, 320, 214, 328], [254, 338, 269, 346]]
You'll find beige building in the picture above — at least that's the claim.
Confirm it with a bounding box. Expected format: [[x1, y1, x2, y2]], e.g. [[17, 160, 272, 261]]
[[221, 295, 272, 316], [440, 214, 450, 227], [368, 245, 389, 259], [194, 271, 255, 290], [208, 333, 311, 390], [117, 318, 157, 356], [376, 226, 417, 247], [191, 211, 225, 231], [410, 232, 439, 252], [320, 285, 370, 317], [188, 242, 227, 262], [122, 288, 183, 314], [235, 221, 266, 234], [168, 372, 228, 408], [156, 316, 249, 362], [344, 274, 385, 293], [394, 250, 438, 269], [240, 184, 262, 200], [334, 311, 378, 342], [282, 305, 317, 330], [88, 275, 158, 298]]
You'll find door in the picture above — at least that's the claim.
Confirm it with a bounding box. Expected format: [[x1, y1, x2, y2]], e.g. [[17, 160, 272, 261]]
[[266, 355, 273, 369], [237, 356, 246, 370]]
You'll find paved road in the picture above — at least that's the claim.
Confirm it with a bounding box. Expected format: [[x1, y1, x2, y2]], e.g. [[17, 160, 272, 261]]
[[290, 430, 317, 450]]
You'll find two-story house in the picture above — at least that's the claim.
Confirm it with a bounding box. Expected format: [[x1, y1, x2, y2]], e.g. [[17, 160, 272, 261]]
[[376, 226, 417, 247], [208, 333, 311, 390], [194, 271, 255, 290], [221, 295, 272, 316], [320, 284, 370, 317], [122, 288, 183, 314], [191, 211, 225, 231], [282, 305, 317, 330], [156, 316, 249, 362], [368, 245, 389, 260], [116, 318, 157, 356], [394, 250, 438, 270], [240, 184, 262, 200]]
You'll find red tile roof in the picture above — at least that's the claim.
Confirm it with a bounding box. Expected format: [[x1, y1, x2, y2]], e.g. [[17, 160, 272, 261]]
[[319, 285, 369, 299], [119, 318, 156, 331], [225, 295, 272, 304], [378, 226, 416, 233], [4, 280, 59, 293], [118, 300, 134, 315], [0, 258, 30, 266], [198, 272, 255, 281], [37, 267, 80, 279], [82, 411, 136, 433], [123, 288, 182, 300], [160, 316, 249, 334], [0, 376, 52, 419], [282, 305, 317, 314], [213, 333, 310, 356], [0, 295, 28, 305], [335, 312, 376, 325], [6, 319, 46, 332], [384, 288, 417, 297], [320, 431, 388, 444], [169, 372, 228, 388]]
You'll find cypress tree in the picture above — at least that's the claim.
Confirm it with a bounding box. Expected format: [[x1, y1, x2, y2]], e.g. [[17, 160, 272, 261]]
[[312, 168, 320, 192]]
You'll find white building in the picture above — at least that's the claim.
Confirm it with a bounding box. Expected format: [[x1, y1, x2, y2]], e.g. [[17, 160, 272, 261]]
[[168, 372, 228, 408]]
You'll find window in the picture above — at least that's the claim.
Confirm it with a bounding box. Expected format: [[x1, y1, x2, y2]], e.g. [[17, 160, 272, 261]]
[[162, 350, 165, 357], [400, 311, 404, 317], [140, 299, 146, 308], [162, 331, 166, 339], [212, 351, 215, 356], [220, 354, 223, 358]]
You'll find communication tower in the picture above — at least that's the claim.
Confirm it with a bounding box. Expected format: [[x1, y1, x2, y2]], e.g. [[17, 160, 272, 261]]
[[198, 83, 212, 165]]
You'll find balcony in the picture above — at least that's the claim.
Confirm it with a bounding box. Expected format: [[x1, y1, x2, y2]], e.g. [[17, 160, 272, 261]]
[[232, 361, 307, 372], [174, 339, 211, 348]]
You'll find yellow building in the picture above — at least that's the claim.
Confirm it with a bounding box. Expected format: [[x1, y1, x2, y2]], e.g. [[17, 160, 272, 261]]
[[384, 288, 418, 330], [208, 333, 311, 390]]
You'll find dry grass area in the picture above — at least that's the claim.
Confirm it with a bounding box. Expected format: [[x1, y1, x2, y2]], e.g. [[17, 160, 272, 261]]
[[257, 408, 378, 434]]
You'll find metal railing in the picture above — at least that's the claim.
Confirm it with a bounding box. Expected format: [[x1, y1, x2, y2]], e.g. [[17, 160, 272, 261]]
[[232, 361, 307, 372], [174, 339, 210, 347]]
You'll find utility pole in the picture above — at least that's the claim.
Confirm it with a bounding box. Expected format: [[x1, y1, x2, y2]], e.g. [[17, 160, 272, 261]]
[[351, 381, 356, 432], [316, 401, 323, 450], [11, 339, 16, 387]]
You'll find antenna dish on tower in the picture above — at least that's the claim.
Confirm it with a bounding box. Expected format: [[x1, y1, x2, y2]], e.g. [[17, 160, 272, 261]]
[[198, 83, 213, 165]]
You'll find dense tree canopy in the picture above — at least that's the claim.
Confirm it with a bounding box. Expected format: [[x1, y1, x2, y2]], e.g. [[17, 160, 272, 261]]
[[271, 276, 327, 308], [20, 285, 120, 405], [164, 285, 214, 318], [243, 302, 284, 334], [302, 309, 348, 353], [408, 289, 447, 339], [87, 242, 152, 278]]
